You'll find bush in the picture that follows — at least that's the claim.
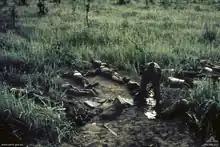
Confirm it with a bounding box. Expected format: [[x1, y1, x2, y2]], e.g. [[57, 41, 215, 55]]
[[199, 24, 218, 44]]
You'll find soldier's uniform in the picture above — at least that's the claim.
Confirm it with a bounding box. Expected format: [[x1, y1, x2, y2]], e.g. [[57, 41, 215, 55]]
[[198, 101, 220, 143], [87, 60, 123, 84], [61, 83, 98, 97], [159, 99, 193, 119], [134, 62, 161, 109], [62, 70, 98, 89], [91, 59, 108, 69], [160, 99, 220, 144], [122, 77, 140, 96], [99, 66, 123, 84]]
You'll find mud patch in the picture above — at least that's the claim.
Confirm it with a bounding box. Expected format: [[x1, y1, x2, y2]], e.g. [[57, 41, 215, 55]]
[[74, 107, 196, 147]]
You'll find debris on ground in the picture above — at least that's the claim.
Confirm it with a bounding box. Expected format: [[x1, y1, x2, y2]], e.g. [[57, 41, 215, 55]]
[[103, 124, 118, 136], [2, 58, 220, 146], [84, 100, 101, 108]]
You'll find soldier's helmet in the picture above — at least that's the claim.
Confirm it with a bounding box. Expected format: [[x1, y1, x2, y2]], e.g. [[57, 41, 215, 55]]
[[91, 59, 102, 68], [145, 62, 161, 79], [147, 62, 161, 69]]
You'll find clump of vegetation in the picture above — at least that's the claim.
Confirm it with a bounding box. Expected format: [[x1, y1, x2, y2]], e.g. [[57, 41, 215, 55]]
[[85, 0, 91, 27], [117, 0, 130, 5], [3, 0, 7, 5], [145, 0, 155, 8], [200, 24, 218, 44], [194, 5, 202, 11], [10, 6, 17, 28], [190, 80, 220, 105], [54, 0, 61, 4], [37, 0, 48, 16], [0, 87, 75, 145], [18, 0, 28, 6], [161, 0, 170, 8]]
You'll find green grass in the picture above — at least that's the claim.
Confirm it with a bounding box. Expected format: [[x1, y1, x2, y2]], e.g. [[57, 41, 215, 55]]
[[1, 0, 220, 145], [190, 79, 220, 104], [0, 86, 75, 144], [3, 0, 220, 72]]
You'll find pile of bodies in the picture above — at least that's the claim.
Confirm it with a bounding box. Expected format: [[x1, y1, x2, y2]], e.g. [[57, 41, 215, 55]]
[[2, 56, 220, 145], [168, 59, 220, 88]]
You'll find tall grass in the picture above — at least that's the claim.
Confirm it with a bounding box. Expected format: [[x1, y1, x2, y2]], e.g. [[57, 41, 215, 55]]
[[0, 86, 75, 144]]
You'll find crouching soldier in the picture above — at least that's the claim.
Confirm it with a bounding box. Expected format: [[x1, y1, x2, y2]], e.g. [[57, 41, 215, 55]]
[[134, 62, 162, 110], [159, 99, 194, 119], [198, 101, 220, 144], [159, 99, 220, 144]]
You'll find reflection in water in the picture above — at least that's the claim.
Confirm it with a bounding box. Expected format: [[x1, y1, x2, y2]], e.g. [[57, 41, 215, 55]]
[[146, 98, 156, 107], [144, 97, 157, 119]]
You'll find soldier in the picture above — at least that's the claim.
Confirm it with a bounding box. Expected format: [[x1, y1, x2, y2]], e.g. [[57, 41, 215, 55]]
[[61, 70, 99, 89], [85, 60, 124, 84], [91, 59, 108, 69], [61, 83, 98, 97], [159, 99, 194, 119], [159, 99, 220, 144], [198, 101, 220, 143], [134, 62, 162, 110], [168, 77, 194, 88], [122, 76, 140, 96]]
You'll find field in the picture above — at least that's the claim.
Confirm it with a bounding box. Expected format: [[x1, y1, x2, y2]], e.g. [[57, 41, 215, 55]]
[[1, 0, 220, 146]]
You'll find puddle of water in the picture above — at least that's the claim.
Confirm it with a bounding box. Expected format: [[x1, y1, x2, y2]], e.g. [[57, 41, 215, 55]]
[[144, 110, 157, 119], [146, 98, 156, 107], [145, 98, 157, 119]]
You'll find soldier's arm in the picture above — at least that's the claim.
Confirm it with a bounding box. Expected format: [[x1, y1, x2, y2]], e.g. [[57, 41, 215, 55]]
[[83, 69, 99, 77]]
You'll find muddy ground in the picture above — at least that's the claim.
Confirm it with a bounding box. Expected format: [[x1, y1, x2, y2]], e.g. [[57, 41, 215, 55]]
[[0, 69, 205, 147], [69, 77, 197, 147]]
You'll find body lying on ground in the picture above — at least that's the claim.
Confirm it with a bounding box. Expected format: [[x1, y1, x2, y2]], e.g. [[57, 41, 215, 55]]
[[122, 77, 140, 96], [61, 70, 99, 89], [168, 77, 194, 88], [159, 99, 220, 145], [84, 60, 124, 84]]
